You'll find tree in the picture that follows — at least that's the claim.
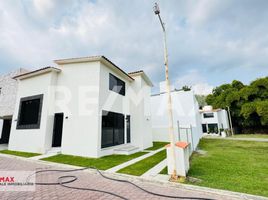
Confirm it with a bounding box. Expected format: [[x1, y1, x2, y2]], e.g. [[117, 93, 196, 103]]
[[195, 95, 207, 108], [206, 77, 268, 133], [182, 85, 191, 91]]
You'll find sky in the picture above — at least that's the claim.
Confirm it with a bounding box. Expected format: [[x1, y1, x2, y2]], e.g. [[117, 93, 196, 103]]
[[0, 0, 268, 95]]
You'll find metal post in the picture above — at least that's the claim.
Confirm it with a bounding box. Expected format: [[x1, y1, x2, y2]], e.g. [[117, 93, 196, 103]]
[[227, 106, 234, 136], [190, 125, 194, 152], [154, 3, 178, 180]]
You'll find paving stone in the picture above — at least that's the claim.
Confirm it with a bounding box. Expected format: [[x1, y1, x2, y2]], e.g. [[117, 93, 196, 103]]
[[0, 156, 248, 200]]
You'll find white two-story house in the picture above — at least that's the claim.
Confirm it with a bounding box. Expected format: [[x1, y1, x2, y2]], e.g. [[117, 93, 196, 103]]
[[200, 105, 230, 135], [8, 56, 153, 158]]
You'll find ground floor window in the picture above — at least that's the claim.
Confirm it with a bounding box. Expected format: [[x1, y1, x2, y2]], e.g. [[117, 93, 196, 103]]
[[101, 110, 125, 148], [208, 123, 218, 133], [17, 94, 43, 129]]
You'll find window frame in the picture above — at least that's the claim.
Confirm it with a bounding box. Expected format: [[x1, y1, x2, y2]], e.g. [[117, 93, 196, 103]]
[[16, 94, 43, 130], [109, 73, 126, 96]]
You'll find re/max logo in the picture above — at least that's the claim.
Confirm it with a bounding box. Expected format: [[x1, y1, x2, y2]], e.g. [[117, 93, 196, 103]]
[[0, 177, 15, 182]]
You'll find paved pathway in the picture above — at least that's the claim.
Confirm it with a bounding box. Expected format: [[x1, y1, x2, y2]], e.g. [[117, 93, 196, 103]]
[[0, 155, 245, 200], [141, 159, 167, 178], [106, 147, 165, 173]]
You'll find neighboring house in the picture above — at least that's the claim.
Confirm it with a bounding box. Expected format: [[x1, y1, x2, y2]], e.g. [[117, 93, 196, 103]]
[[200, 105, 230, 134], [150, 82, 203, 151], [8, 56, 153, 158], [0, 68, 28, 144]]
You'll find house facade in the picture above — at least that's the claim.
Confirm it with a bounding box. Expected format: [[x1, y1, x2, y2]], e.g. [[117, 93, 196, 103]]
[[8, 56, 153, 158], [150, 82, 203, 150], [200, 105, 230, 134], [0, 68, 28, 145]]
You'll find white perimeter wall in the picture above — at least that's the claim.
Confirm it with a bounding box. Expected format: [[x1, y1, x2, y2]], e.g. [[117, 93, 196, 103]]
[[151, 90, 202, 150]]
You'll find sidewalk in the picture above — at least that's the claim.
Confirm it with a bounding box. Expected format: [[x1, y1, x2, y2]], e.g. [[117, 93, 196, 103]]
[[0, 153, 267, 200]]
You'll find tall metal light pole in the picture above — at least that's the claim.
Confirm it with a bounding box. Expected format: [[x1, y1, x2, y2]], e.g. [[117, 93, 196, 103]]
[[154, 2, 178, 180]]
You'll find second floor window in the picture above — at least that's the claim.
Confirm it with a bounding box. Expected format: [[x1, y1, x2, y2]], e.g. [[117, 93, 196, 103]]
[[203, 113, 214, 118], [109, 73, 125, 96]]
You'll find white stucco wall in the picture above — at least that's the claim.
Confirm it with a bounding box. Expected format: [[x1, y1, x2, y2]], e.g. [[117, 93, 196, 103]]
[[151, 89, 202, 150], [97, 64, 152, 157], [56, 62, 101, 158], [9, 72, 58, 153]]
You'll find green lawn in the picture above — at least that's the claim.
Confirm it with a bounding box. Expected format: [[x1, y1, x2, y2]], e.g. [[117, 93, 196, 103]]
[[145, 142, 169, 151], [42, 152, 147, 170], [117, 150, 166, 176], [0, 150, 41, 158], [186, 139, 268, 197], [231, 134, 268, 139]]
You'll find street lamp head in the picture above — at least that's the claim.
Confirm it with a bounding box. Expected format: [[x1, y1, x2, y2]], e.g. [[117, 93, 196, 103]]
[[154, 3, 160, 15]]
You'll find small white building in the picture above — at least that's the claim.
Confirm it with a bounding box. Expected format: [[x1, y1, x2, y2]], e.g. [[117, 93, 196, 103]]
[[0, 68, 28, 145], [8, 56, 153, 158], [150, 82, 203, 150], [200, 105, 230, 135]]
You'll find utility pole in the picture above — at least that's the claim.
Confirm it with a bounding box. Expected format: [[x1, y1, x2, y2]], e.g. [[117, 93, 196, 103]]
[[154, 2, 178, 180], [227, 106, 234, 136]]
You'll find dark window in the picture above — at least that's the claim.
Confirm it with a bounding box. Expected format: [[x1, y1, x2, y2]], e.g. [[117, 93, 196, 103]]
[[203, 113, 214, 118], [17, 94, 43, 129], [208, 123, 218, 133], [202, 124, 207, 133], [109, 73, 125, 96], [101, 110, 125, 148]]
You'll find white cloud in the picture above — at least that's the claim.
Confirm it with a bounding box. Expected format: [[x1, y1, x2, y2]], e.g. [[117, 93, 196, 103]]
[[175, 69, 213, 95], [0, 0, 268, 86], [192, 83, 213, 95], [33, 0, 54, 16]]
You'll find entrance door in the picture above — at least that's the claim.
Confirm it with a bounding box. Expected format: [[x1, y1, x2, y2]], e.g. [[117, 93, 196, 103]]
[[0, 119, 11, 144], [126, 115, 131, 143], [52, 113, 64, 147]]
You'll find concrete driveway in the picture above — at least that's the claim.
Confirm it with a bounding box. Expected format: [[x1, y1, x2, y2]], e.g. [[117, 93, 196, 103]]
[[0, 155, 259, 200]]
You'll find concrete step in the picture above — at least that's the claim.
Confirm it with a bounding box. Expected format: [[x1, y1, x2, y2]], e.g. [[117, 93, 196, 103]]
[[114, 145, 140, 155], [46, 147, 61, 154]]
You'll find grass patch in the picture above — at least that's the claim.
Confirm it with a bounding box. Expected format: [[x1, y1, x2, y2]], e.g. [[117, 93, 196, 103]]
[[187, 138, 268, 197], [42, 152, 147, 170], [160, 166, 167, 174], [0, 150, 41, 158], [231, 134, 268, 139], [118, 150, 166, 176], [145, 142, 169, 151]]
